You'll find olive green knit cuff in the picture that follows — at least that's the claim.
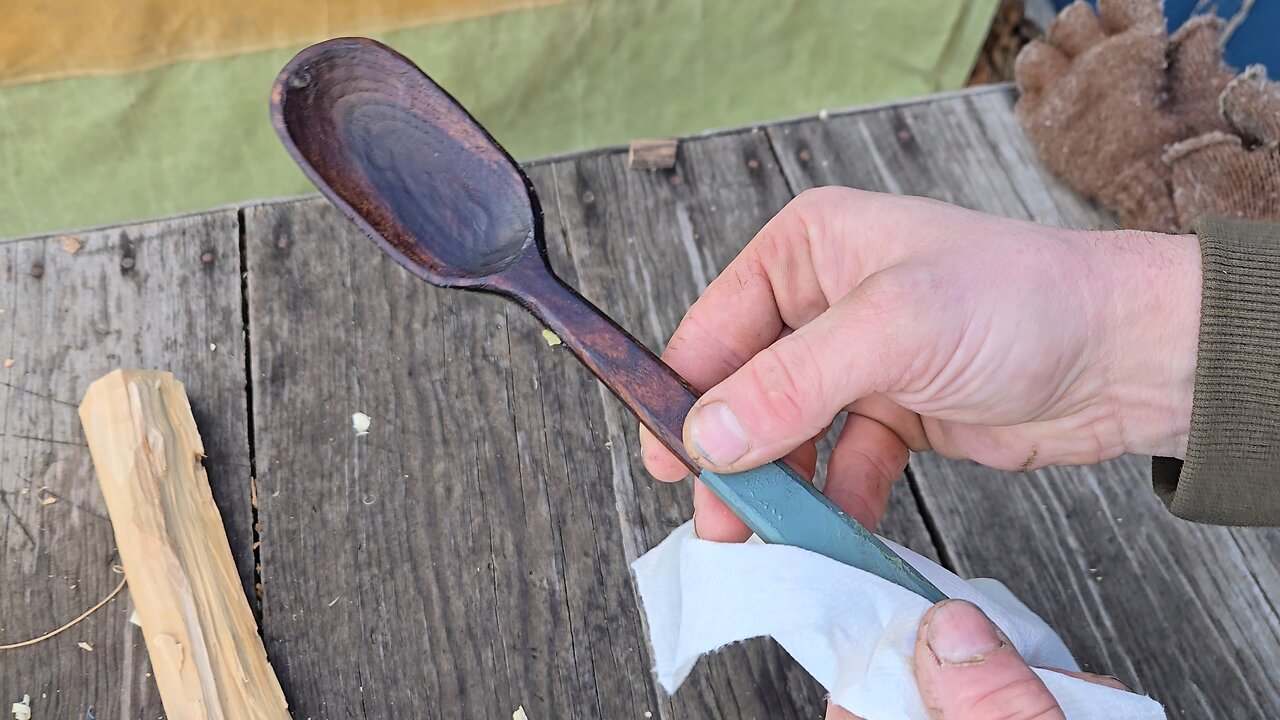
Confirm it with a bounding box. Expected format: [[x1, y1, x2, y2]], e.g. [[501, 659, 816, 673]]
[[1152, 215, 1280, 526]]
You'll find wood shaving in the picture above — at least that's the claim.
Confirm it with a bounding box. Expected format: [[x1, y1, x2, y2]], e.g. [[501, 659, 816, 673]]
[[2, 359, 13, 368], [77, 641, 93, 652], [39, 496, 57, 506], [11, 694, 31, 720], [541, 329, 562, 347], [59, 235, 83, 254], [628, 139, 678, 170], [512, 706, 529, 720], [352, 412, 371, 436]]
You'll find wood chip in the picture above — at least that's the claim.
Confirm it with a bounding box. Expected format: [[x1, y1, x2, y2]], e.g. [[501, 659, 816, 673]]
[[540, 329, 562, 347], [11, 694, 31, 720], [77, 641, 93, 652], [628, 139, 678, 170], [59, 235, 84, 254], [3, 358, 13, 368], [352, 412, 371, 436], [40, 496, 57, 506]]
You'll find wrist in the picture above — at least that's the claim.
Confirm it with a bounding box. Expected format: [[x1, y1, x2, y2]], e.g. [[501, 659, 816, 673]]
[[1094, 230, 1202, 458]]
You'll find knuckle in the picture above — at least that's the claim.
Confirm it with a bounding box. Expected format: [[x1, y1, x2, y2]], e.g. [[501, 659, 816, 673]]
[[844, 442, 905, 488], [792, 185, 856, 209], [960, 675, 1063, 720], [744, 342, 825, 433]]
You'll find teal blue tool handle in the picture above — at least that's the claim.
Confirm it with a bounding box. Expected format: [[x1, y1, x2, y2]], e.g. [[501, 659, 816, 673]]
[[701, 462, 947, 603]]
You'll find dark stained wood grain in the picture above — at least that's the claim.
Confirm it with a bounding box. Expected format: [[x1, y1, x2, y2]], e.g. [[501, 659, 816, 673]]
[[273, 37, 537, 284], [768, 84, 1280, 717], [0, 211, 254, 718]]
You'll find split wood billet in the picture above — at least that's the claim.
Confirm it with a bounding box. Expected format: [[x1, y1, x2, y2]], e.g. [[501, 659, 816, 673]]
[[79, 370, 288, 720]]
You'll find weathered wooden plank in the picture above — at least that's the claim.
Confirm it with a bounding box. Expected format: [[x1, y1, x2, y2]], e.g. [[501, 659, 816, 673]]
[[768, 85, 1280, 717], [0, 211, 254, 717], [244, 198, 659, 720], [538, 129, 942, 718]]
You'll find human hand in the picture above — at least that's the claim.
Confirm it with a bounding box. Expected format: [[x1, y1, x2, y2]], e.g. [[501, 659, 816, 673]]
[[640, 188, 1201, 541], [826, 599, 1134, 720]]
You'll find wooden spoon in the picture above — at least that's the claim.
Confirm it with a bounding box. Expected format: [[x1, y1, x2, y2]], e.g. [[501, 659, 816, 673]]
[[270, 37, 945, 602]]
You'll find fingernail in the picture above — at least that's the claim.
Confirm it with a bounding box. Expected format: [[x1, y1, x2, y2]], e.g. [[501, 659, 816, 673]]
[[688, 402, 750, 466], [926, 600, 1006, 665]]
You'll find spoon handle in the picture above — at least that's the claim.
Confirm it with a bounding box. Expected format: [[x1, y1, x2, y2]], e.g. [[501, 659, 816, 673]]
[[496, 254, 701, 472]]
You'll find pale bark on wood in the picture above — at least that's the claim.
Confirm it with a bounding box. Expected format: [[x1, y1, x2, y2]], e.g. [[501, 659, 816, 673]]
[[79, 369, 287, 720]]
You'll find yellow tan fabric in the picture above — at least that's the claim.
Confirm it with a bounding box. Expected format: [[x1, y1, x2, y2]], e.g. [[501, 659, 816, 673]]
[[1, 0, 568, 86]]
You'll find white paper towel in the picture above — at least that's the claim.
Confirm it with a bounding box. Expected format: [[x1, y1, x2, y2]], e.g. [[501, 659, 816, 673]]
[[632, 521, 1163, 719]]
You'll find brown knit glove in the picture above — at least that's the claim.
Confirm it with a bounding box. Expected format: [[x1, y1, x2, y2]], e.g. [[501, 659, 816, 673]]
[[1165, 65, 1280, 230], [1014, 0, 1232, 232]]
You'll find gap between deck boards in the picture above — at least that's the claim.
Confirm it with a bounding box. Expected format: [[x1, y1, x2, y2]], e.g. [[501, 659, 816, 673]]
[[236, 206, 265, 626]]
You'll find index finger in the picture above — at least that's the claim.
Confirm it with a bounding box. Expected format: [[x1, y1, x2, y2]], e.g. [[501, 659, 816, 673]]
[[640, 187, 923, 478], [640, 188, 849, 480]]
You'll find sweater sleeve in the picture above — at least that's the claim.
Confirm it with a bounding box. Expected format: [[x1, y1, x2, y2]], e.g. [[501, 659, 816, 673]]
[[1152, 215, 1280, 526]]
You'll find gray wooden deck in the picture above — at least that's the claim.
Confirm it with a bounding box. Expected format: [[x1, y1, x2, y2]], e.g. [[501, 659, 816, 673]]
[[3, 84, 1279, 719]]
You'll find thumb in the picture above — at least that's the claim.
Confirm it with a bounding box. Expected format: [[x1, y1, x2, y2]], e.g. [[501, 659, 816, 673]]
[[914, 600, 1064, 720], [682, 278, 909, 472]]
